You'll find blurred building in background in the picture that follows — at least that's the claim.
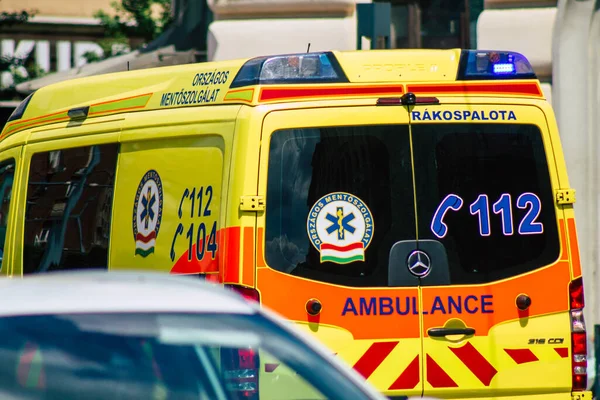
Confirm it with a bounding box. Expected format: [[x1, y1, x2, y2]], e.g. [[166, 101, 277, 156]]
[[0, 0, 116, 126], [6, 0, 211, 102], [477, 0, 555, 101], [1, 0, 114, 79], [207, 0, 483, 59]]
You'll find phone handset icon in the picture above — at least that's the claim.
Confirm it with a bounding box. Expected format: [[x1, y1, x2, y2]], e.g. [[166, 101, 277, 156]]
[[431, 194, 463, 238]]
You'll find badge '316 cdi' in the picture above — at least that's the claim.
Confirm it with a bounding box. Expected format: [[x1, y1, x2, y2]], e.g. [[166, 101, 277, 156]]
[[133, 170, 163, 257]]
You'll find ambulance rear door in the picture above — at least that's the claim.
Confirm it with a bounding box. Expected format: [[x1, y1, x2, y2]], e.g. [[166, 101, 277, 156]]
[[410, 104, 573, 398], [256, 104, 424, 397]]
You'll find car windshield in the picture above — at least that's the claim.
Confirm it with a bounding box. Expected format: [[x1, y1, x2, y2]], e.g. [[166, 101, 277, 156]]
[[0, 312, 370, 400]]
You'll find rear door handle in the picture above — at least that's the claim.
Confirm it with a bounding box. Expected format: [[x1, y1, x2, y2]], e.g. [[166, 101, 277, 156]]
[[427, 327, 475, 337]]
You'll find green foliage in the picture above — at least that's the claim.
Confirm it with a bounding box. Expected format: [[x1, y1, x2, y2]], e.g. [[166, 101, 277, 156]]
[[0, 0, 37, 28], [0, 2, 43, 97], [85, 0, 173, 63], [0, 10, 30, 26]]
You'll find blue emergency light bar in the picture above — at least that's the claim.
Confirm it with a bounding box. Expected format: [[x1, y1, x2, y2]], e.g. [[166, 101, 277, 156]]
[[229, 52, 349, 88], [457, 50, 537, 80], [229, 49, 536, 88]]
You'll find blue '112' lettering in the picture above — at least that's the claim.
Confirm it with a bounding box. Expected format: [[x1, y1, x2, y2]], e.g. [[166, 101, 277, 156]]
[[469, 195, 491, 236], [430, 194, 463, 238], [492, 193, 514, 235], [432, 192, 543, 238], [170, 185, 218, 262], [517, 192, 543, 234]]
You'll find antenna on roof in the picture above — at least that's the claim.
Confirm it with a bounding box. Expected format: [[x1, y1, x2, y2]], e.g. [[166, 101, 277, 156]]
[[307, 43, 311, 53]]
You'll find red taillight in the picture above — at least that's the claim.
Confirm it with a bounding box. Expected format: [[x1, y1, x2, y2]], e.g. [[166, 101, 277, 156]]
[[569, 277, 587, 391], [225, 284, 260, 302], [573, 374, 587, 391], [221, 347, 259, 399], [572, 332, 587, 355], [572, 332, 588, 391], [569, 277, 585, 309]]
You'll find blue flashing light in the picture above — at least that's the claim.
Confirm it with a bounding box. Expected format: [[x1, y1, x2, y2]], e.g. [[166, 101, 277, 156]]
[[493, 63, 515, 74], [458, 50, 536, 80], [229, 52, 348, 88]]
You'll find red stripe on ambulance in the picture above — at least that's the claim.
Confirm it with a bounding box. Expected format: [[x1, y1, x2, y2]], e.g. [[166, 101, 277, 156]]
[[352, 341, 398, 379]]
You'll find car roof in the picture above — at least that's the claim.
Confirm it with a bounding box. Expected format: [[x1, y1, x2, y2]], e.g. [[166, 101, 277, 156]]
[[0, 271, 255, 317], [1, 271, 395, 400]]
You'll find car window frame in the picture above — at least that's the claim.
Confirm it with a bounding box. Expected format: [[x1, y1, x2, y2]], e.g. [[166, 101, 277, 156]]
[[0, 146, 22, 277]]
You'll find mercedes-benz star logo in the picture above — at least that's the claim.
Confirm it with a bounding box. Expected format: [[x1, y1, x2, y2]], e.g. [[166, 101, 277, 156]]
[[407, 250, 431, 278]]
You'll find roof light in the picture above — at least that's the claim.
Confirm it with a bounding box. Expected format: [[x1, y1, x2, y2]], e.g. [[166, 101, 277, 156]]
[[457, 50, 537, 80], [68, 106, 89, 120], [492, 63, 515, 74], [229, 52, 348, 88]]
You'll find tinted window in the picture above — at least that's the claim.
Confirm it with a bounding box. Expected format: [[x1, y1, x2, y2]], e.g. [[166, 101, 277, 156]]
[[412, 123, 559, 284], [265, 125, 415, 287], [0, 159, 14, 269], [24, 144, 118, 274], [0, 313, 369, 400]]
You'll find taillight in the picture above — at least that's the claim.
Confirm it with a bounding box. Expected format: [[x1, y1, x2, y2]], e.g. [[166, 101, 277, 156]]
[[225, 284, 260, 303], [569, 278, 587, 391], [569, 277, 585, 309], [221, 347, 259, 399]]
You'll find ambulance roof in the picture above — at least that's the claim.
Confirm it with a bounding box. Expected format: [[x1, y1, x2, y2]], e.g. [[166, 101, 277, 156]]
[[2, 49, 544, 139]]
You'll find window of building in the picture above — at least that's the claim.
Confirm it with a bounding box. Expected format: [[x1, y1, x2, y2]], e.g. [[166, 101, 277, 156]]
[[382, 0, 482, 49], [23, 144, 119, 274]]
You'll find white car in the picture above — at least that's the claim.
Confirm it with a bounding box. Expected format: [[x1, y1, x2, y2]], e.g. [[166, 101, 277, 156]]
[[0, 271, 434, 400]]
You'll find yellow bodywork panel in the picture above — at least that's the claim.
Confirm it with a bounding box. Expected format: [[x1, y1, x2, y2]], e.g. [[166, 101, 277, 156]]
[[110, 137, 223, 272], [336, 48, 461, 82]]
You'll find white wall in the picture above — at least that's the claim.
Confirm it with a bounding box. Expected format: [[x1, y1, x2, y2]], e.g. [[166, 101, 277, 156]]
[[208, 17, 358, 61], [477, 7, 556, 80]]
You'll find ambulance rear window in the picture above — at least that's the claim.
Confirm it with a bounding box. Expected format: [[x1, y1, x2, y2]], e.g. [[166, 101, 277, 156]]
[[412, 123, 560, 284], [265, 122, 560, 287], [265, 125, 415, 287]]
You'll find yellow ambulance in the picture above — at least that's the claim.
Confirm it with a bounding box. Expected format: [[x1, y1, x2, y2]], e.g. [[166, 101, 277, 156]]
[[0, 48, 592, 399]]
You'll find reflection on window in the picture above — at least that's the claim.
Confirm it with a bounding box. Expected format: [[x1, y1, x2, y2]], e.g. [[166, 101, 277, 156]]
[[0, 160, 14, 268], [24, 144, 118, 274], [0, 313, 336, 400], [412, 124, 560, 284], [265, 125, 415, 287]]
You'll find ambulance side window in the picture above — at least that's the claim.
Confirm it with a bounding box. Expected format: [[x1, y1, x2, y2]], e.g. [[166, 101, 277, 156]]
[[23, 144, 119, 274], [0, 159, 15, 269]]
